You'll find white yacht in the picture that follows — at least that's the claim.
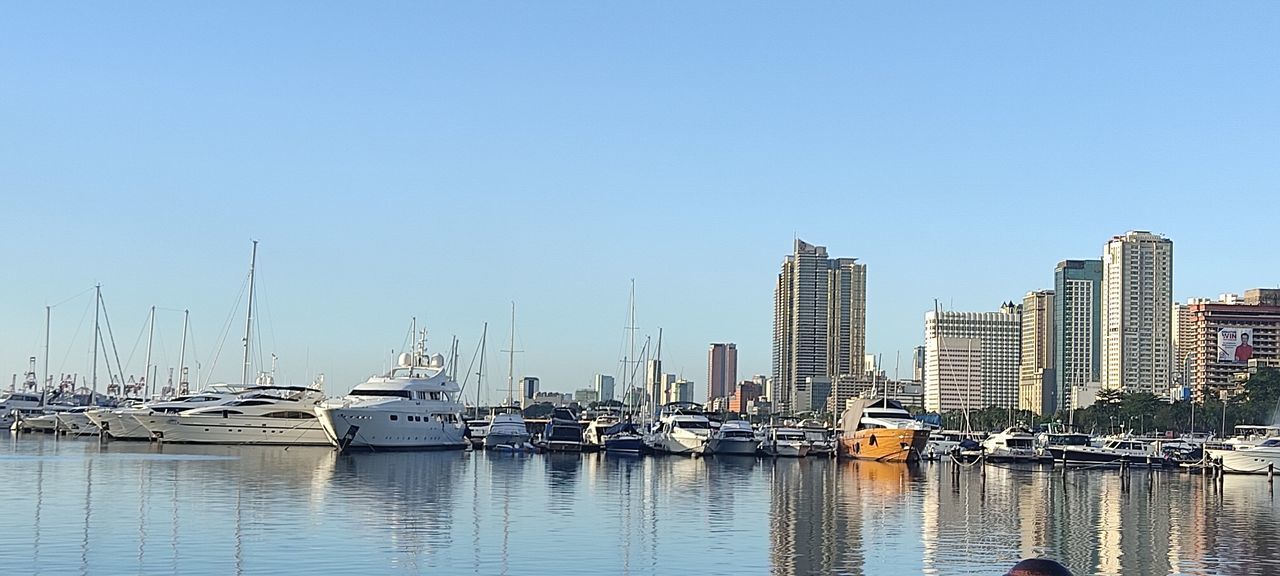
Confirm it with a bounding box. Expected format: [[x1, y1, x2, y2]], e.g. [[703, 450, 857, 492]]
[[1047, 436, 1169, 467], [143, 387, 329, 445], [55, 407, 101, 435], [485, 408, 532, 452], [583, 413, 620, 447], [645, 403, 712, 455], [925, 429, 988, 460], [0, 390, 45, 429], [16, 410, 62, 433], [99, 387, 243, 440], [761, 426, 810, 458], [798, 419, 835, 456], [1207, 438, 1280, 474], [315, 343, 467, 452], [706, 419, 759, 456], [981, 426, 1042, 462]]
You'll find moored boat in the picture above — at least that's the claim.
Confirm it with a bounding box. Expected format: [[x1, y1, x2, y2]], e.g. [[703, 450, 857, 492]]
[[761, 426, 810, 458], [646, 402, 712, 456], [838, 397, 930, 462], [706, 419, 759, 456], [143, 386, 329, 445]]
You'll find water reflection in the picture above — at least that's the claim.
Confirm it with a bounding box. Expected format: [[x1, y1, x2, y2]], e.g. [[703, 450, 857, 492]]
[[5, 435, 1280, 575]]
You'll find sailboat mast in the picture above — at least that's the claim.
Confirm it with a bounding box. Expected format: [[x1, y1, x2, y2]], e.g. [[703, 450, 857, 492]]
[[176, 309, 189, 397], [90, 283, 101, 401], [507, 303, 516, 406], [242, 240, 258, 386], [477, 322, 488, 406], [144, 306, 156, 398], [42, 305, 50, 394], [626, 279, 636, 417]]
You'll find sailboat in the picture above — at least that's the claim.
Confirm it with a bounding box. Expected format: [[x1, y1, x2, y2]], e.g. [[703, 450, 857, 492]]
[[603, 280, 646, 454], [485, 303, 532, 452]]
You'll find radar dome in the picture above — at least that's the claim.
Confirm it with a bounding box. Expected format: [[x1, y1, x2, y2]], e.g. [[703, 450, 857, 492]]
[[397, 352, 413, 368], [429, 353, 445, 368]]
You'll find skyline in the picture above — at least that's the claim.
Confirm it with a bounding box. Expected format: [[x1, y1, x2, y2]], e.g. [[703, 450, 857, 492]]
[[3, 4, 1279, 401]]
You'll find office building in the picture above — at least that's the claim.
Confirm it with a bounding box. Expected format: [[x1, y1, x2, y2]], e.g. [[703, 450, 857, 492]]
[[772, 239, 866, 413], [1018, 290, 1056, 415], [1101, 231, 1174, 394], [1187, 295, 1280, 400], [1172, 302, 1198, 387], [924, 336, 983, 413], [574, 388, 599, 405], [674, 379, 694, 404], [913, 345, 926, 382], [593, 374, 615, 403], [521, 376, 540, 405], [707, 343, 738, 402], [1054, 259, 1102, 411], [728, 380, 763, 413], [924, 304, 1021, 411]]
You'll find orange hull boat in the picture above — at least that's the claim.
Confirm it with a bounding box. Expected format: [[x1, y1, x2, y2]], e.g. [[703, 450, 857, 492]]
[[840, 428, 930, 462]]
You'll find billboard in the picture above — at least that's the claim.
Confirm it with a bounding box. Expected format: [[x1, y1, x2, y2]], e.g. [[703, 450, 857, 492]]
[[1218, 328, 1255, 363]]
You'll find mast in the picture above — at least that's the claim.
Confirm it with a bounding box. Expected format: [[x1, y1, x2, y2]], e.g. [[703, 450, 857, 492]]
[[241, 240, 258, 386], [176, 309, 189, 396], [144, 306, 156, 398], [43, 305, 50, 394], [506, 303, 516, 407], [477, 322, 488, 407], [90, 283, 101, 402], [626, 279, 637, 418]]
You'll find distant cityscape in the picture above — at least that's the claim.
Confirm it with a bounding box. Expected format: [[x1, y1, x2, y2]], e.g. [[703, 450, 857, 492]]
[[524, 230, 1279, 421]]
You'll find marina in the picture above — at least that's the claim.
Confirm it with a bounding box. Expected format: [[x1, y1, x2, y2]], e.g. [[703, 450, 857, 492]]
[[3, 431, 1279, 575]]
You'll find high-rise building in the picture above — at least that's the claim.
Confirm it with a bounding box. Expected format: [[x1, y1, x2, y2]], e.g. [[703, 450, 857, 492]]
[[645, 359, 663, 415], [593, 374, 615, 403], [1172, 301, 1199, 387], [728, 380, 763, 413], [660, 373, 679, 405], [924, 304, 1021, 411], [1018, 290, 1056, 415], [1054, 259, 1102, 412], [674, 379, 694, 404], [521, 376, 540, 404], [924, 336, 983, 413], [1101, 231, 1174, 394], [772, 239, 866, 413], [707, 343, 738, 402], [912, 345, 926, 382], [574, 388, 599, 405], [1188, 296, 1280, 401]]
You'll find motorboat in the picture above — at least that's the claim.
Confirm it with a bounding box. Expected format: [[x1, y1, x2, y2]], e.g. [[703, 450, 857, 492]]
[[645, 402, 712, 456], [314, 338, 468, 452], [99, 386, 243, 440], [55, 407, 101, 435], [143, 387, 329, 445], [601, 420, 645, 454], [538, 407, 584, 452], [466, 418, 491, 449], [982, 426, 1042, 463], [1207, 437, 1280, 474], [838, 397, 930, 462], [1045, 436, 1171, 467], [798, 419, 835, 457], [924, 429, 988, 461], [0, 390, 45, 429], [705, 419, 759, 456], [16, 410, 62, 433], [583, 413, 620, 447], [1035, 426, 1093, 460], [485, 407, 533, 452], [761, 426, 811, 458]]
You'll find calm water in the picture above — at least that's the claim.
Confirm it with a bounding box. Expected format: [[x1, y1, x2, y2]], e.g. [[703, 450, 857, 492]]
[[0, 434, 1276, 575]]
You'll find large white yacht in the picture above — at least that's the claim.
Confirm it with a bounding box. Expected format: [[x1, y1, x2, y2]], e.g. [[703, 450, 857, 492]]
[[97, 386, 243, 440], [645, 402, 712, 455], [761, 426, 810, 458], [705, 419, 759, 456], [315, 342, 467, 451], [981, 426, 1042, 462], [1208, 437, 1280, 474], [143, 386, 329, 445]]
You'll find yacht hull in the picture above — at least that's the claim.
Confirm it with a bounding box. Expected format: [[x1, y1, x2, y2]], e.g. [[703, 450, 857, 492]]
[[56, 412, 99, 435], [603, 435, 645, 454], [315, 406, 468, 451], [647, 433, 708, 455], [1047, 446, 1168, 467], [840, 428, 930, 462], [484, 431, 533, 451], [763, 444, 810, 458], [146, 414, 331, 445], [1207, 448, 1280, 474], [705, 438, 758, 456]]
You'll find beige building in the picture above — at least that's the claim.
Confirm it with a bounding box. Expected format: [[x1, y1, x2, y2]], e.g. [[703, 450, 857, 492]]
[[1188, 297, 1280, 401], [924, 336, 984, 413], [772, 239, 866, 413], [1101, 231, 1174, 394], [925, 304, 1021, 411], [1018, 290, 1056, 415]]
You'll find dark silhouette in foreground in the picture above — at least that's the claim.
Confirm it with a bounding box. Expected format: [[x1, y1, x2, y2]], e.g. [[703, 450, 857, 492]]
[[1005, 558, 1073, 576]]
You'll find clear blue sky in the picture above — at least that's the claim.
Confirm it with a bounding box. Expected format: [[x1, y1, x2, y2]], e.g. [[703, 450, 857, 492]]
[[2, 3, 1277, 401]]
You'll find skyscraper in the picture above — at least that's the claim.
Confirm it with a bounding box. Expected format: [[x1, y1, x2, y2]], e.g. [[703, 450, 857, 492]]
[[1101, 231, 1174, 394], [1018, 290, 1056, 415], [1054, 259, 1102, 412], [707, 343, 738, 402], [924, 304, 1021, 411], [772, 239, 866, 413], [594, 374, 615, 403]]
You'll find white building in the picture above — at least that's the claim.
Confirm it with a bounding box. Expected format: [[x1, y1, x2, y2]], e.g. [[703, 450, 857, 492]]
[[1101, 231, 1174, 394], [925, 336, 984, 413], [925, 304, 1021, 411], [593, 374, 615, 403]]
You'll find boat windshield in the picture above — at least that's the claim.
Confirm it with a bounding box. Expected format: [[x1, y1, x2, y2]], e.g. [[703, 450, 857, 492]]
[[675, 420, 711, 429], [349, 389, 412, 398]]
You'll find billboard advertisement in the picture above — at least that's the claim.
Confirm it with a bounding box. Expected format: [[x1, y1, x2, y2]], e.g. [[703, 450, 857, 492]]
[[1218, 328, 1255, 363]]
